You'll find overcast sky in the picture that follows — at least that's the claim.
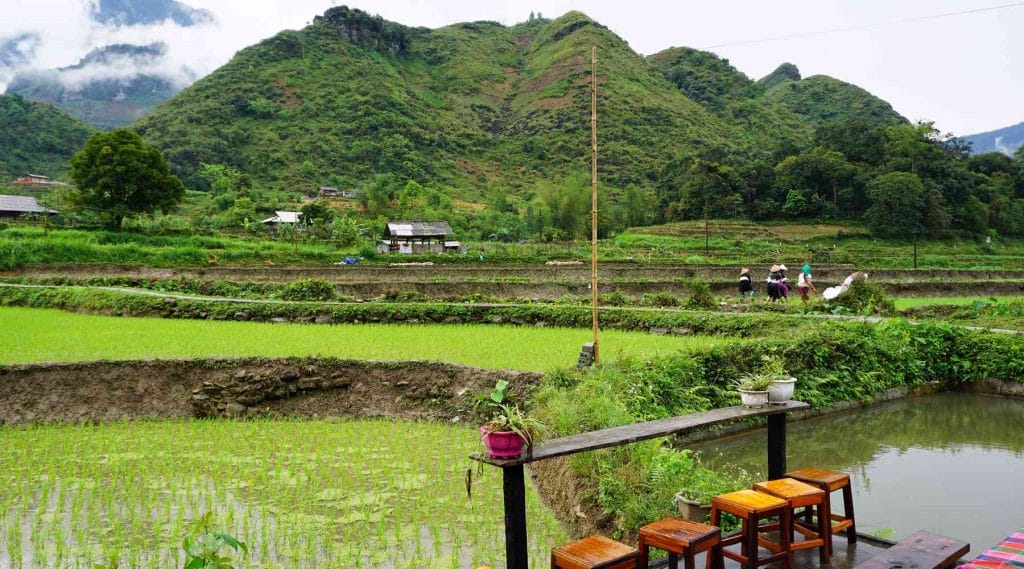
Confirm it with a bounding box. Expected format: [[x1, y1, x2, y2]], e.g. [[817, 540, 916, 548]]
[[5, 0, 1023, 135]]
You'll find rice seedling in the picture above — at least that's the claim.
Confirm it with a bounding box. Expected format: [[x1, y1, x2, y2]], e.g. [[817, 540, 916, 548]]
[[0, 419, 567, 568], [0, 307, 732, 371]]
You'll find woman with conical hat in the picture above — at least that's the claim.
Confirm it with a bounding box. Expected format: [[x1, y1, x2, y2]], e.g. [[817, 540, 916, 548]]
[[738, 267, 753, 301], [766, 265, 782, 302]]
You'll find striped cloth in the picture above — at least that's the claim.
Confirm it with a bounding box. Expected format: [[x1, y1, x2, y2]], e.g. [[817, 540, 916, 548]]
[[959, 529, 1024, 569]]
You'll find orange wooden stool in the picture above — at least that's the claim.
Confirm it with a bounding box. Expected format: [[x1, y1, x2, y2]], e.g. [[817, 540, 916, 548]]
[[785, 467, 857, 555], [753, 478, 830, 564], [552, 535, 638, 569], [637, 517, 723, 569], [710, 490, 792, 569]]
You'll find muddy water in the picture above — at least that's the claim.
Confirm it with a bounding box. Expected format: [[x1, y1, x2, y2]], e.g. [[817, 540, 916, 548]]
[[688, 393, 1024, 550]]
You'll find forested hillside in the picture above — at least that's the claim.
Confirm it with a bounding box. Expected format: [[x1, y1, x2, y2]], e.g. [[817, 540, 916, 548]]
[[0, 93, 96, 178], [121, 7, 1024, 241]]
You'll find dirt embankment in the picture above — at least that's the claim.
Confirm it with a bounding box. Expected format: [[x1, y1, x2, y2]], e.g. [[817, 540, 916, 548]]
[[0, 358, 541, 425]]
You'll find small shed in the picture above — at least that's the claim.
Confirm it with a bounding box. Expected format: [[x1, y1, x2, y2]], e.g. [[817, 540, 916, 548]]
[[0, 195, 58, 219], [379, 221, 458, 254], [318, 186, 340, 197], [260, 211, 301, 225]]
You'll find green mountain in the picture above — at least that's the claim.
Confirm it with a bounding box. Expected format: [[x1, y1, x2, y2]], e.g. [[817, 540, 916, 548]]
[[0, 93, 96, 178], [135, 9, 809, 194], [7, 44, 182, 130], [758, 63, 904, 128], [647, 47, 812, 157]]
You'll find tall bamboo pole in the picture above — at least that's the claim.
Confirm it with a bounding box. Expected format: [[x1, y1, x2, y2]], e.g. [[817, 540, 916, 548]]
[[590, 45, 600, 363]]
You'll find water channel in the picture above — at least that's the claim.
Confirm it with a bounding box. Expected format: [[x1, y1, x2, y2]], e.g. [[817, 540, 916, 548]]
[[688, 393, 1024, 551]]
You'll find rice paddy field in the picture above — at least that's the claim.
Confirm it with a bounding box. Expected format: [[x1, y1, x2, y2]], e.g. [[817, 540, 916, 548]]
[[0, 419, 565, 568], [0, 307, 731, 370]]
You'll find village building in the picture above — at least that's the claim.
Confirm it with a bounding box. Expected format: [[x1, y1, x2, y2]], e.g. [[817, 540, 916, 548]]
[[379, 221, 459, 254], [12, 174, 52, 186], [318, 186, 357, 199], [260, 211, 302, 225], [0, 195, 59, 219]]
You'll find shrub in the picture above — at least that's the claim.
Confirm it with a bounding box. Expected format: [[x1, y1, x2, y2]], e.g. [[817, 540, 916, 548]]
[[828, 281, 894, 315], [278, 279, 336, 301], [683, 279, 717, 310], [640, 291, 679, 307]]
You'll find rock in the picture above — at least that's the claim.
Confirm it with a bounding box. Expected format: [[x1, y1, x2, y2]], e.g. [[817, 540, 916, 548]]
[[234, 312, 247, 320], [396, 381, 410, 387], [163, 297, 177, 306], [671, 327, 693, 336], [280, 369, 301, 381], [649, 327, 669, 335], [225, 403, 247, 417], [451, 416, 461, 423], [315, 315, 335, 324], [199, 312, 209, 319], [191, 393, 210, 402], [510, 318, 525, 325], [270, 317, 289, 324], [534, 321, 548, 327], [444, 316, 461, 323], [234, 370, 252, 380]]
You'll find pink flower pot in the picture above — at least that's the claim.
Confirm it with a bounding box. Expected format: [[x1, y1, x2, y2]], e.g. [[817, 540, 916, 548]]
[[481, 429, 526, 459]]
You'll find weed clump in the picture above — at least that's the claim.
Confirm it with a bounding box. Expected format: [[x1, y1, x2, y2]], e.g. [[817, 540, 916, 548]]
[[829, 281, 894, 315], [278, 279, 336, 301], [683, 279, 716, 310]]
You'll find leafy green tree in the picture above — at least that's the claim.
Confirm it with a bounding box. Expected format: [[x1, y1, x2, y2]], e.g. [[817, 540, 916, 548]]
[[864, 172, 925, 237], [671, 160, 744, 219], [774, 146, 860, 214], [813, 118, 886, 166], [69, 129, 184, 229], [955, 195, 989, 235], [300, 199, 337, 238]]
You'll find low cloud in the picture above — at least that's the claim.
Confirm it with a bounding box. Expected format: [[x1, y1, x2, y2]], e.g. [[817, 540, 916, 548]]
[[0, 0, 234, 94]]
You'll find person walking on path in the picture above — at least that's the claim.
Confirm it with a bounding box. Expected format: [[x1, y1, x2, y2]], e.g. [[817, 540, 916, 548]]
[[797, 264, 817, 304], [739, 268, 754, 301]]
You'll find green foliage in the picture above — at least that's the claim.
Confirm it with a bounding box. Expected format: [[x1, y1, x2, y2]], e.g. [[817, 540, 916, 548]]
[[0, 93, 96, 178], [69, 129, 185, 229], [864, 172, 925, 237], [182, 513, 247, 569], [683, 278, 716, 310], [278, 279, 336, 301], [826, 280, 895, 315]]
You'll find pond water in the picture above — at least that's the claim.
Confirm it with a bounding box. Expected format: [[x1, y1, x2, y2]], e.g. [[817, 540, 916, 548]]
[[688, 393, 1024, 550]]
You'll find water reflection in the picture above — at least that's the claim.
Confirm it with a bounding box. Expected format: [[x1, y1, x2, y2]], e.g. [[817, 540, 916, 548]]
[[688, 393, 1024, 550]]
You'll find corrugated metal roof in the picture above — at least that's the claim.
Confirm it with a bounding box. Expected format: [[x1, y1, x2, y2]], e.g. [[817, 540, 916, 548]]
[[0, 195, 58, 214], [260, 211, 301, 224], [386, 221, 452, 237]]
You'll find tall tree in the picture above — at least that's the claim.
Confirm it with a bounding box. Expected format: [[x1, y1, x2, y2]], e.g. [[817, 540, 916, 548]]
[[864, 172, 925, 237], [69, 129, 184, 229]]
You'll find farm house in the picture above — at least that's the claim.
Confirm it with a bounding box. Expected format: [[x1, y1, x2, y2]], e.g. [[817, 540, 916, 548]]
[[379, 221, 459, 254]]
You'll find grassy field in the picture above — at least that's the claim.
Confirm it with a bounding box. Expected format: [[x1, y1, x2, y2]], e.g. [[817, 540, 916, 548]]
[[0, 307, 729, 371], [892, 295, 1024, 309], [0, 419, 565, 568]]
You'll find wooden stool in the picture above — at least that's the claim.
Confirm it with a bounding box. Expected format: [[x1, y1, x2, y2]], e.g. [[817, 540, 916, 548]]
[[785, 467, 856, 555], [710, 490, 792, 569], [552, 535, 638, 569], [753, 478, 830, 564], [637, 517, 723, 569]]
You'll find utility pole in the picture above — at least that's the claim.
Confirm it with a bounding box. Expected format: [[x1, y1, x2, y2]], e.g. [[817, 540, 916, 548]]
[[703, 205, 709, 258], [590, 45, 600, 364]]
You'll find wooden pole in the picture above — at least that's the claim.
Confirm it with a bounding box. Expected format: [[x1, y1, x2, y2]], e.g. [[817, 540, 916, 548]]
[[502, 466, 529, 569], [590, 45, 600, 363], [767, 413, 787, 480]]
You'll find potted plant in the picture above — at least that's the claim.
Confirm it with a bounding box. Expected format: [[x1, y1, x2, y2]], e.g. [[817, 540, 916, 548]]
[[673, 491, 713, 522], [478, 380, 544, 459], [760, 355, 798, 404], [733, 372, 773, 407]]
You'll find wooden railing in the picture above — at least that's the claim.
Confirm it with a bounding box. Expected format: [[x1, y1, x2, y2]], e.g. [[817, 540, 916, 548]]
[[470, 400, 809, 569]]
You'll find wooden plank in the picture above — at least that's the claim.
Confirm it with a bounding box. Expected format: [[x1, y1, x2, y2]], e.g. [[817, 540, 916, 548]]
[[471, 401, 809, 467], [855, 531, 969, 569]]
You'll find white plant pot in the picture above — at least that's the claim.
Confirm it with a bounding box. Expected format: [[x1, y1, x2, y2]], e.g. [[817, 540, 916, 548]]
[[674, 492, 711, 522], [769, 377, 798, 404], [737, 389, 769, 407]]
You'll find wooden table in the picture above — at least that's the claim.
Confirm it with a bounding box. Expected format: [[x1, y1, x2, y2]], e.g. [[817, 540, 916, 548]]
[[855, 531, 969, 569]]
